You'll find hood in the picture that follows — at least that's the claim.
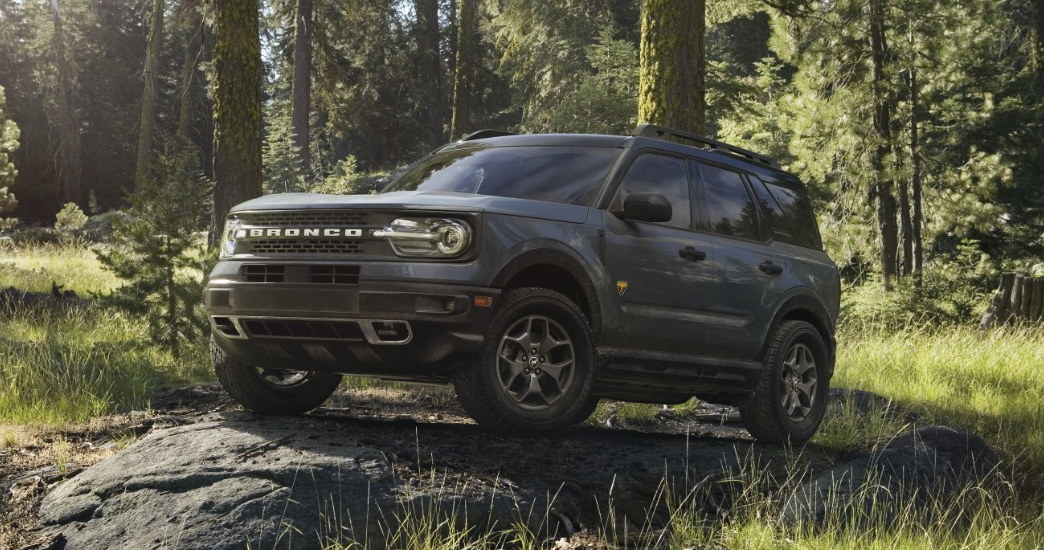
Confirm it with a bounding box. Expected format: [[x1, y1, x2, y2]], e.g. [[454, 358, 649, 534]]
[[229, 191, 591, 224]]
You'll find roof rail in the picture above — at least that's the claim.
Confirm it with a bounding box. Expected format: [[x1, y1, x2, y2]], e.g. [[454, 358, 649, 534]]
[[632, 123, 778, 168], [461, 129, 516, 141]]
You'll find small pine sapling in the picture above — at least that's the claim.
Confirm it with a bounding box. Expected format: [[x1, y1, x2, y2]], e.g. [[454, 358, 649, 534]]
[[97, 148, 211, 358]]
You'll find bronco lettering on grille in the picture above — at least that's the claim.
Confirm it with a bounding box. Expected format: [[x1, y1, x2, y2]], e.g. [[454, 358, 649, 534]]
[[235, 227, 365, 239]]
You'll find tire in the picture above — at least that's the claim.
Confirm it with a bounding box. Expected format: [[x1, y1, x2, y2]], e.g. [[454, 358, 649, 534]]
[[454, 287, 598, 431], [212, 338, 342, 415], [740, 320, 830, 444]]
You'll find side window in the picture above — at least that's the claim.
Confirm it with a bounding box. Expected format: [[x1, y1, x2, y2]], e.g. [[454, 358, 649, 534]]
[[612, 154, 691, 229], [749, 178, 785, 241], [759, 179, 822, 249], [698, 163, 760, 240]]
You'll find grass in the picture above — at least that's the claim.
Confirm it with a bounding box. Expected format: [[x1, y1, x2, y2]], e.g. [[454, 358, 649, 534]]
[[0, 238, 118, 295], [0, 240, 210, 425], [835, 325, 1044, 476]]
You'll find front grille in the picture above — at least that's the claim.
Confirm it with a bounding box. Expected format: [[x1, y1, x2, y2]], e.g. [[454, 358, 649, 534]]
[[232, 210, 390, 257], [246, 211, 368, 227], [242, 319, 366, 341], [246, 239, 364, 255]]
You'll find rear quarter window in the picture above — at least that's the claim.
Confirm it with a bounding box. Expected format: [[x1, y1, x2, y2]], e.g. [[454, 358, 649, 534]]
[[752, 178, 822, 249]]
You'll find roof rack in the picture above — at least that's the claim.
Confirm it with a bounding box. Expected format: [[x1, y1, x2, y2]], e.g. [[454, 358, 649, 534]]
[[632, 123, 778, 168], [461, 129, 516, 141]]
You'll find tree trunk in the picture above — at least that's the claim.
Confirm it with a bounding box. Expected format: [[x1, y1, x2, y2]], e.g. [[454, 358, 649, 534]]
[[176, 0, 203, 148], [909, 58, 924, 285], [49, 0, 81, 206], [1033, 0, 1044, 96], [637, 0, 706, 134], [449, 0, 476, 140], [898, 154, 913, 277], [415, 0, 443, 150], [291, 0, 313, 173], [211, 0, 263, 242], [869, 0, 898, 290], [136, 0, 165, 190]]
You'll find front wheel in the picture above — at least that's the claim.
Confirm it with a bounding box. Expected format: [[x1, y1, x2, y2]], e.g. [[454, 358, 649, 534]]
[[212, 339, 342, 415], [740, 321, 830, 444], [454, 288, 598, 431]]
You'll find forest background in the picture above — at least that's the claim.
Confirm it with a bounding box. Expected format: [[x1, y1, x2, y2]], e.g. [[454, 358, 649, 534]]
[[1, 0, 1042, 322]]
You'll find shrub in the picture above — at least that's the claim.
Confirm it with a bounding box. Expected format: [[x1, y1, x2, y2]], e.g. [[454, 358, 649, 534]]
[[54, 202, 88, 232]]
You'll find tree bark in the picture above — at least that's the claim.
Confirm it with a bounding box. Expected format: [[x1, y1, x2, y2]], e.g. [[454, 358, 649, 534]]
[[909, 59, 924, 285], [415, 0, 443, 150], [291, 0, 313, 173], [211, 0, 263, 242], [637, 0, 706, 134], [136, 0, 165, 190], [1033, 0, 1044, 96], [869, 0, 898, 290], [449, 0, 476, 140], [898, 155, 913, 276], [49, 0, 82, 206]]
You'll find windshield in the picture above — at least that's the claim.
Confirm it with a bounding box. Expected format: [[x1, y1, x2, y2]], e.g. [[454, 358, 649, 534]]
[[384, 144, 621, 206]]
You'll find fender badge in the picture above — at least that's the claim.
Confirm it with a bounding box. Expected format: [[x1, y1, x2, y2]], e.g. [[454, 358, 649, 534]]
[[616, 281, 629, 295]]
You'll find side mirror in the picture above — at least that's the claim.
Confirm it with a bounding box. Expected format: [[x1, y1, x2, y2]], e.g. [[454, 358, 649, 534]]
[[613, 193, 673, 223]]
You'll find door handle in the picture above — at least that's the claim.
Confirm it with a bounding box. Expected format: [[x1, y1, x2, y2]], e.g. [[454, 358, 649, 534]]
[[679, 247, 707, 262], [759, 261, 783, 276]]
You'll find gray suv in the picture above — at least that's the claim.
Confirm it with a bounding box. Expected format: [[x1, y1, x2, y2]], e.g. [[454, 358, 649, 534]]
[[205, 124, 840, 443]]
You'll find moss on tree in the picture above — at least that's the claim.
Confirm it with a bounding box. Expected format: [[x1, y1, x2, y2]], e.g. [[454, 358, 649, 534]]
[[637, 0, 705, 134], [211, 0, 263, 240]]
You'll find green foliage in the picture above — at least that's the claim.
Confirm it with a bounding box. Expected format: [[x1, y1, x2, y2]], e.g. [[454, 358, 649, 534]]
[[309, 155, 382, 195], [0, 84, 18, 229], [841, 240, 997, 331], [53, 202, 88, 232], [262, 100, 308, 194], [492, 1, 617, 132], [95, 151, 210, 358], [544, 25, 638, 134]]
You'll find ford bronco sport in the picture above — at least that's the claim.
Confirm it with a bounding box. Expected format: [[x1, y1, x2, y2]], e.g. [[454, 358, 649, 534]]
[[205, 124, 840, 443]]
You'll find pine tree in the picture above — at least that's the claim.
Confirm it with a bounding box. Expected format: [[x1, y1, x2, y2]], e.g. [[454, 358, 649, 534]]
[[97, 149, 210, 358], [135, 0, 165, 191], [48, 0, 82, 206], [415, 0, 443, 149], [449, 0, 477, 140], [211, 0, 263, 241], [0, 84, 18, 229], [291, 0, 313, 172], [638, 0, 706, 133]]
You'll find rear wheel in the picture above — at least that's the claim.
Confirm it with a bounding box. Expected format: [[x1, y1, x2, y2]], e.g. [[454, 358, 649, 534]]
[[740, 321, 829, 444], [212, 339, 342, 415], [454, 288, 598, 431]]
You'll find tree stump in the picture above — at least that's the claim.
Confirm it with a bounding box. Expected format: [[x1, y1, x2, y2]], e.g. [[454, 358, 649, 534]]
[[979, 273, 1044, 329]]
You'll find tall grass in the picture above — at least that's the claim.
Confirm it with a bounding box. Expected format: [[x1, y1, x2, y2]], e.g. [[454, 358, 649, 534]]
[[0, 239, 118, 295], [0, 300, 210, 424], [0, 241, 209, 424], [836, 325, 1044, 475]]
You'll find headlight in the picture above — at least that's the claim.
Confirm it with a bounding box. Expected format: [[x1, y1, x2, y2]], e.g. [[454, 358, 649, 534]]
[[219, 216, 241, 258], [373, 217, 472, 257]]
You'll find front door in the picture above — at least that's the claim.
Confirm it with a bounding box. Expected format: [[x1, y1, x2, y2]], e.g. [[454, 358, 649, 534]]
[[602, 152, 722, 355]]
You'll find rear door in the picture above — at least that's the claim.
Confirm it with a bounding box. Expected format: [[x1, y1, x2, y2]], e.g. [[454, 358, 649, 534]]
[[692, 162, 778, 359], [602, 152, 723, 354]]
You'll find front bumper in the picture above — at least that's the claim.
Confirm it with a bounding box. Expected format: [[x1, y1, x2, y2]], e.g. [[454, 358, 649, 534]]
[[204, 272, 500, 379]]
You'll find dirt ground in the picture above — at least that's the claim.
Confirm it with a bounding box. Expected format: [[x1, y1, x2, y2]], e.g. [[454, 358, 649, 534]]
[[0, 382, 750, 550]]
